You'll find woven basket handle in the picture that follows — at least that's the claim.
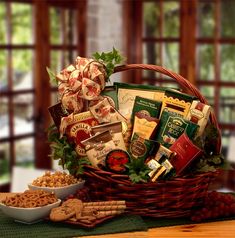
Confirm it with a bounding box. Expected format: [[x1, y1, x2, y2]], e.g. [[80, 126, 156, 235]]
[[113, 64, 221, 153]]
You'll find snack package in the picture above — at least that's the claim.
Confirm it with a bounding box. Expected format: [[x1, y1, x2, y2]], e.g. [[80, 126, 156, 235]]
[[105, 149, 130, 174], [147, 159, 164, 181], [155, 109, 199, 148], [160, 89, 197, 118], [186, 100, 211, 137], [89, 98, 126, 124], [81, 131, 116, 168], [60, 111, 99, 156], [114, 82, 166, 119], [132, 112, 160, 140], [154, 144, 175, 162], [91, 121, 127, 151], [131, 96, 162, 122], [129, 133, 156, 161], [48, 102, 69, 129], [170, 133, 203, 175]]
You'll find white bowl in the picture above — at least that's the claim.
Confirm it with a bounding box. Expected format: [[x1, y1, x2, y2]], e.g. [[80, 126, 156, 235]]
[[0, 199, 61, 224], [28, 180, 85, 200]]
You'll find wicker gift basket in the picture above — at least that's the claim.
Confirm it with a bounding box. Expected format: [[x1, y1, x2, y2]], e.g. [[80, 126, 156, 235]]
[[81, 64, 221, 218], [48, 53, 222, 219]]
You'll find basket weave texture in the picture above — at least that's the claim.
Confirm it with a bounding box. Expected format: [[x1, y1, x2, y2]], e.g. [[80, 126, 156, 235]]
[[82, 64, 221, 218]]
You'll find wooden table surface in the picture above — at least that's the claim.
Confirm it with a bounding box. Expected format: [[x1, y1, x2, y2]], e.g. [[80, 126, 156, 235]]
[[1, 193, 235, 238]]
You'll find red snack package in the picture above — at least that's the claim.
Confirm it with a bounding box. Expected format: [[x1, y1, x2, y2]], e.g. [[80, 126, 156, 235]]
[[169, 133, 203, 175], [60, 111, 99, 156]]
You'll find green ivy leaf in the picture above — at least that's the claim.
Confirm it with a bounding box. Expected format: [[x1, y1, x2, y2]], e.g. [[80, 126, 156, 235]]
[[46, 67, 58, 86], [92, 47, 125, 79]]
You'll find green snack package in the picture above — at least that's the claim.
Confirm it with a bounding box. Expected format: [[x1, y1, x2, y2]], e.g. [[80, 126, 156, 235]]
[[129, 133, 156, 161], [101, 85, 119, 109], [131, 96, 162, 122], [155, 109, 199, 148], [114, 82, 167, 119]]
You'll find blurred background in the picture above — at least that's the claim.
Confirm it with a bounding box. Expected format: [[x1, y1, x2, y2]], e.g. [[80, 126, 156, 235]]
[[0, 0, 235, 192]]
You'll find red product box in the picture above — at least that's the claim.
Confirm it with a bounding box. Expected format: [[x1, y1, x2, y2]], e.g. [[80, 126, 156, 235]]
[[169, 133, 203, 175]]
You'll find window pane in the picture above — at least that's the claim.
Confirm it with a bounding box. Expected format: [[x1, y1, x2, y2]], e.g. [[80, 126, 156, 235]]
[[220, 44, 235, 82], [0, 50, 8, 91], [0, 3, 7, 44], [0, 97, 9, 139], [64, 9, 78, 45], [12, 3, 33, 44], [15, 138, 34, 168], [50, 8, 77, 45], [50, 50, 75, 72], [197, 2, 215, 37], [162, 43, 179, 74], [221, 2, 235, 38], [199, 86, 215, 106], [197, 44, 215, 80], [143, 2, 160, 38], [143, 42, 161, 78], [219, 87, 235, 124], [13, 94, 34, 136], [0, 142, 10, 185], [163, 1, 179, 37], [50, 8, 62, 45], [12, 50, 33, 90], [50, 50, 63, 73]]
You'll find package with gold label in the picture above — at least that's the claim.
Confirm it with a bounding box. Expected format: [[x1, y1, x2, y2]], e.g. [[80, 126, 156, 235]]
[[132, 112, 160, 140], [186, 100, 211, 137], [160, 89, 197, 118]]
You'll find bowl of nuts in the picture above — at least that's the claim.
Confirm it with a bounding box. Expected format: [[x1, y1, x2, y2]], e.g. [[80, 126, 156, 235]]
[[28, 171, 85, 200], [0, 190, 61, 224]]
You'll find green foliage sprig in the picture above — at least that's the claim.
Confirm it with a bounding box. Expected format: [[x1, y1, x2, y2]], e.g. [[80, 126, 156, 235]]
[[125, 158, 151, 183], [92, 47, 125, 79], [47, 124, 90, 176], [192, 124, 225, 173], [46, 67, 57, 86]]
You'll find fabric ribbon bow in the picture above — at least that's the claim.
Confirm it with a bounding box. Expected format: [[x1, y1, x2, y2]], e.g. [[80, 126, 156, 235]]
[[56, 56, 107, 113]]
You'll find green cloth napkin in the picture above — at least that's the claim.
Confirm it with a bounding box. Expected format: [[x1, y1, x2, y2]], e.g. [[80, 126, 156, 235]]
[[0, 211, 147, 238], [1, 210, 235, 238]]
